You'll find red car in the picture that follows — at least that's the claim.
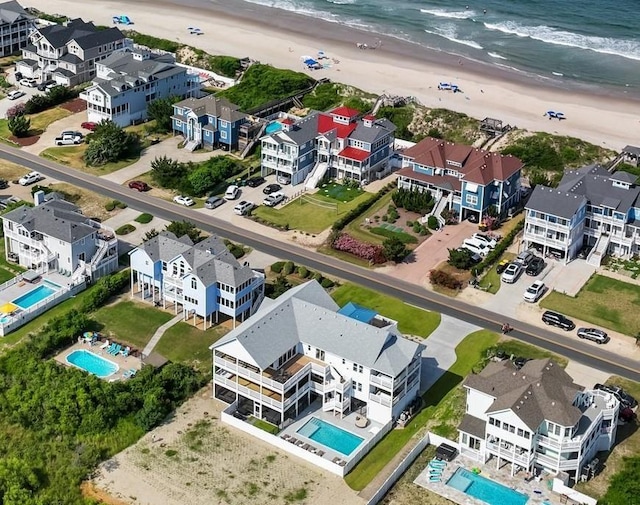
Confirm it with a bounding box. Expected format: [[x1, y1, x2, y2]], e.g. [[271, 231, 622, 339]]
[[128, 180, 150, 192], [81, 121, 97, 131]]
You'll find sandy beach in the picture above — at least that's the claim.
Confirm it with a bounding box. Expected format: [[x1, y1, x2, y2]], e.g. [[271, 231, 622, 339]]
[[24, 0, 640, 150]]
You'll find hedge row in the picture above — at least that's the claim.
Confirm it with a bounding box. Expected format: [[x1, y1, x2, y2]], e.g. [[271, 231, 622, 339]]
[[270, 261, 336, 288], [474, 219, 525, 274], [80, 270, 130, 313]]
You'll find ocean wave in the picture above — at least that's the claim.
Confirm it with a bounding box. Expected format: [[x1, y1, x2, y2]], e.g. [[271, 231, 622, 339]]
[[487, 52, 507, 60], [419, 8, 475, 20], [326, 0, 356, 4], [242, 0, 371, 29], [424, 25, 483, 50], [483, 21, 640, 61]]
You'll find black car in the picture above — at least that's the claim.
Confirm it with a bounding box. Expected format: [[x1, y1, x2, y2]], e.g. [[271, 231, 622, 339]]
[[541, 310, 575, 331], [513, 357, 531, 370], [263, 183, 282, 195], [245, 176, 266, 188], [37, 79, 56, 91], [526, 257, 545, 276], [595, 384, 638, 408], [0, 178, 8, 189]]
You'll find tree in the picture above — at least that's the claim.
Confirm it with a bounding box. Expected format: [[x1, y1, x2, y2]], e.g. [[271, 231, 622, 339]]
[[147, 96, 180, 133], [150, 155, 183, 188], [165, 220, 201, 243], [267, 275, 292, 299], [448, 248, 476, 270], [187, 156, 237, 196], [143, 228, 159, 241], [7, 114, 30, 137], [84, 120, 137, 166], [383, 237, 408, 263], [6, 103, 25, 119]]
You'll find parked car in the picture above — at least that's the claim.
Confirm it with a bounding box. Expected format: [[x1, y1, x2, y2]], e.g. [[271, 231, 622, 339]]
[[245, 176, 266, 188], [515, 250, 535, 266], [472, 232, 497, 249], [7, 89, 25, 100], [234, 200, 254, 215], [19, 77, 37, 87], [224, 185, 240, 200], [55, 133, 83, 145], [523, 280, 546, 303], [263, 183, 282, 195], [37, 79, 56, 91], [263, 192, 285, 207], [81, 121, 98, 131], [525, 256, 546, 276], [462, 238, 490, 257], [205, 195, 224, 209], [495, 259, 510, 274], [541, 310, 575, 331], [577, 327, 610, 345], [0, 178, 8, 189], [277, 174, 292, 185], [128, 180, 150, 192], [501, 262, 523, 284], [594, 384, 638, 408], [513, 357, 531, 370], [18, 171, 43, 186], [173, 195, 195, 206]]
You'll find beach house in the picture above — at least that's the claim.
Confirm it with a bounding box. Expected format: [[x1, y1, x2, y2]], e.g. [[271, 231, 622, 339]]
[[80, 49, 200, 127], [0, 1, 34, 57], [524, 165, 640, 265], [260, 107, 396, 187], [171, 95, 248, 152], [16, 18, 128, 86], [458, 358, 619, 480], [1, 192, 118, 281], [128, 232, 265, 329], [397, 137, 523, 223]]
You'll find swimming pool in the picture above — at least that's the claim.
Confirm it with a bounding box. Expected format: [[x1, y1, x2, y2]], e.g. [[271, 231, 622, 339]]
[[297, 417, 364, 456], [0, 315, 10, 324], [12, 281, 61, 309], [66, 349, 119, 378], [447, 468, 528, 505], [265, 121, 283, 134]]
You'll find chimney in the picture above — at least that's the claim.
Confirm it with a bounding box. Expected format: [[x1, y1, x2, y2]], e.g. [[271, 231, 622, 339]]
[[34, 190, 46, 207], [363, 114, 375, 127], [281, 118, 294, 132]]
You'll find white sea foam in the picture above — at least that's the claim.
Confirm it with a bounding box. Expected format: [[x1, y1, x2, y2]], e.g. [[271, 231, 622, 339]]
[[487, 51, 507, 60], [326, 0, 356, 4], [483, 21, 640, 61], [424, 25, 483, 50], [420, 8, 475, 20], [242, 0, 371, 29]]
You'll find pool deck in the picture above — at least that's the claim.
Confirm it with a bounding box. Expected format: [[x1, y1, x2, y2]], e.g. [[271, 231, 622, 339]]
[[54, 342, 142, 382], [414, 455, 563, 505], [0, 272, 70, 309]]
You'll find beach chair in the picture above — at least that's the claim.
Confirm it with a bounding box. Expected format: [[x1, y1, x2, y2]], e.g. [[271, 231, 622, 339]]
[[127, 368, 137, 378], [105, 343, 116, 353], [109, 344, 122, 355]]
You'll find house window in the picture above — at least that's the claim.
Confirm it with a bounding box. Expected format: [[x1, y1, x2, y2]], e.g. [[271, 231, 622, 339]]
[[358, 365, 363, 373], [342, 358, 345, 364], [466, 194, 478, 205], [161, 261, 167, 271], [353, 363, 358, 372], [517, 428, 524, 437], [357, 383, 362, 392], [191, 278, 197, 289]]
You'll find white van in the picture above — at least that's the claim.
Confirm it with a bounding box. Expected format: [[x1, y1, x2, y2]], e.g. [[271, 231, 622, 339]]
[[462, 238, 490, 257]]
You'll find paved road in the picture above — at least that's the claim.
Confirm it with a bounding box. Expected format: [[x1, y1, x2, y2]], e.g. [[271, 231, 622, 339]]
[[2, 143, 640, 383]]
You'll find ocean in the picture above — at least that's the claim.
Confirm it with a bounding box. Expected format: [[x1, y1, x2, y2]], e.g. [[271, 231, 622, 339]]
[[237, 0, 640, 92]]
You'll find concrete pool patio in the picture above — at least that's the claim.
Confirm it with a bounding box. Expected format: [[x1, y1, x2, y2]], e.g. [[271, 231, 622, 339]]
[[54, 341, 142, 381]]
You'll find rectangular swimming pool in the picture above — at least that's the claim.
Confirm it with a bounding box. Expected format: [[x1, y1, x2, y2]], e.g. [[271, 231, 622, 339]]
[[447, 467, 528, 505], [12, 281, 61, 309], [66, 349, 119, 378], [265, 121, 283, 134], [297, 417, 364, 456]]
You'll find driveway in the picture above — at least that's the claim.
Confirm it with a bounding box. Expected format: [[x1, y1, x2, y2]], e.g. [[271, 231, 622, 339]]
[[21, 111, 86, 155], [0, 68, 42, 119], [420, 314, 481, 393]]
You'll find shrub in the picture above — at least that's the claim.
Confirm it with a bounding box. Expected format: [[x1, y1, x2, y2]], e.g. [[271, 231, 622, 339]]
[[312, 272, 323, 282], [333, 234, 385, 263], [225, 240, 245, 259], [429, 269, 463, 290], [124, 31, 181, 53], [6, 102, 26, 119], [448, 248, 476, 270], [84, 120, 138, 166], [8, 113, 30, 137], [135, 213, 153, 224], [80, 270, 130, 312], [406, 220, 414, 227], [116, 224, 136, 235], [271, 261, 285, 274], [105, 201, 117, 211], [206, 55, 242, 78], [282, 261, 295, 275], [23, 85, 77, 114], [474, 219, 525, 273], [116, 200, 127, 209], [427, 216, 439, 230], [392, 188, 435, 214], [383, 236, 409, 263], [320, 278, 335, 289], [297, 266, 309, 278]]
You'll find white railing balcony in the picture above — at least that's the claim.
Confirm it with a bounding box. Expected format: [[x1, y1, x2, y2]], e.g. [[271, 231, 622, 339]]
[[369, 392, 391, 407], [370, 374, 393, 390], [486, 442, 532, 465], [536, 434, 581, 450]]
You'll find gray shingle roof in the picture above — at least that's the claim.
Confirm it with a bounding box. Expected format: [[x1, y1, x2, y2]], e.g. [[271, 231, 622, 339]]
[[2, 200, 96, 242], [464, 359, 583, 430], [37, 18, 124, 50], [174, 95, 247, 123], [0, 0, 32, 24], [610, 171, 637, 184], [525, 186, 587, 219], [622, 145, 640, 156], [265, 112, 321, 146], [458, 414, 486, 438], [213, 281, 423, 376], [349, 118, 395, 144]]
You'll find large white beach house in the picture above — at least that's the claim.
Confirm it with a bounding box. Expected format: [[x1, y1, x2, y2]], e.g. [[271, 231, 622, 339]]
[[128, 232, 265, 328], [458, 358, 619, 480]]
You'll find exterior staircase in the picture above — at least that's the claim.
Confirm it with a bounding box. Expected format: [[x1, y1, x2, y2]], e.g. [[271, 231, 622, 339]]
[[304, 161, 329, 190], [240, 121, 267, 159], [90, 239, 110, 270], [421, 191, 448, 228], [587, 234, 610, 267], [184, 140, 200, 152]]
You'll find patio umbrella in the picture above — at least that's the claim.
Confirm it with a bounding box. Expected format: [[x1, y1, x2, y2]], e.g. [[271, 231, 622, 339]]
[[0, 302, 18, 314]]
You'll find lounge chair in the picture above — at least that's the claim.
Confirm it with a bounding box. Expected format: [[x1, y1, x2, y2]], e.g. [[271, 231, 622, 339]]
[[123, 369, 137, 379], [106, 343, 116, 354], [317, 450, 325, 457], [302, 443, 310, 450], [332, 457, 341, 464], [339, 460, 346, 467], [100, 339, 110, 350], [110, 344, 122, 355]]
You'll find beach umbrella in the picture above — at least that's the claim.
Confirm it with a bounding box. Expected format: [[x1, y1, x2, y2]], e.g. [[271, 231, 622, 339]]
[[0, 302, 18, 314]]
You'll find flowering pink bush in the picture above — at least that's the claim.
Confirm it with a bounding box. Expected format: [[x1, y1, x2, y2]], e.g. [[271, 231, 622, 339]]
[[333, 233, 385, 263], [6, 103, 25, 119]]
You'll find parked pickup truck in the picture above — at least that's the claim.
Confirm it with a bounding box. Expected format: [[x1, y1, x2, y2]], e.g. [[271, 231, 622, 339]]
[[55, 133, 83, 146]]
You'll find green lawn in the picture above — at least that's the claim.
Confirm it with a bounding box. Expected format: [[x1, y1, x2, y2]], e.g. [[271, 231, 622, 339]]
[[93, 300, 174, 349], [155, 321, 228, 373], [331, 283, 441, 338], [248, 416, 279, 434], [345, 192, 395, 245], [540, 274, 640, 335], [40, 145, 143, 176], [345, 329, 499, 490], [0, 268, 13, 283], [478, 252, 516, 294], [0, 106, 72, 143], [253, 192, 371, 234], [492, 338, 568, 367], [317, 182, 364, 202]]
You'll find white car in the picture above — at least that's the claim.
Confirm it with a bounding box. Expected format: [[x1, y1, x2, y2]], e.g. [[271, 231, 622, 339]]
[[224, 185, 240, 200], [173, 195, 195, 207], [523, 280, 546, 303], [472, 232, 498, 249], [234, 200, 254, 215], [7, 90, 26, 100], [18, 171, 43, 186], [19, 78, 37, 88], [263, 192, 285, 207], [462, 238, 490, 257], [501, 262, 523, 284]]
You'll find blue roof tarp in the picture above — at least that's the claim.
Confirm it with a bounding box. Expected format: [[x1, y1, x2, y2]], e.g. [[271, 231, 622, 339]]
[[338, 302, 377, 324]]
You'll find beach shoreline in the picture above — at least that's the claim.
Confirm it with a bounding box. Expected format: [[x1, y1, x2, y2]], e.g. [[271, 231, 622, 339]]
[[26, 0, 640, 148]]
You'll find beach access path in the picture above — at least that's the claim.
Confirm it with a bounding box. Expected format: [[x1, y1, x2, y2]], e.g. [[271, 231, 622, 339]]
[[25, 0, 640, 150]]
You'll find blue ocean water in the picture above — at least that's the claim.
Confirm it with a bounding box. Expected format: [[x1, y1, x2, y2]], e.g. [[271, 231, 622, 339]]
[[240, 0, 640, 90]]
